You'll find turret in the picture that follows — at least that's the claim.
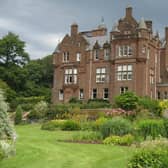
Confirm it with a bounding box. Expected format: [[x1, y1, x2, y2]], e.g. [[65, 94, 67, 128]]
[[71, 22, 78, 36]]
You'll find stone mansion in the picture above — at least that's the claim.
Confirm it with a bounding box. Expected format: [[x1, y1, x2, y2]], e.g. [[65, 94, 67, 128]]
[[52, 6, 168, 103]]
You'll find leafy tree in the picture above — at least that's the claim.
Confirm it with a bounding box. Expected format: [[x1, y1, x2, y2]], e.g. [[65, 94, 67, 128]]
[[0, 90, 16, 160], [0, 90, 14, 139], [0, 32, 29, 67], [0, 80, 16, 106], [115, 91, 139, 111], [14, 105, 23, 125]]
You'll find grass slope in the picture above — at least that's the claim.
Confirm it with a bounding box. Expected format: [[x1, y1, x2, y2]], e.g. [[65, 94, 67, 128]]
[[0, 124, 133, 168]]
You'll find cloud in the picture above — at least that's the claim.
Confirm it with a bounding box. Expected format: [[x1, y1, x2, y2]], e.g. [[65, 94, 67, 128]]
[[0, 0, 167, 59]]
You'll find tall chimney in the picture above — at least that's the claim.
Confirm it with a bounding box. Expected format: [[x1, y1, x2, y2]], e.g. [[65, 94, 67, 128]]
[[71, 23, 78, 36], [165, 27, 168, 45], [165, 27, 168, 68], [126, 6, 133, 18], [145, 20, 153, 32]]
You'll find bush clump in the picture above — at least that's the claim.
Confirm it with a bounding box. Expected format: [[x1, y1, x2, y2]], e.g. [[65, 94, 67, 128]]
[[163, 119, 168, 138], [100, 117, 133, 138], [0, 144, 4, 161], [93, 117, 108, 131], [115, 92, 139, 111], [61, 120, 81, 131], [138, 119, 165, 140], [72, 131, 102, 142], [103, 134, 134, 146], [138, 97, 162, 117], [41, 120, 66, 131], [14, 105, 23, 125], [128, 139, 168, 168]]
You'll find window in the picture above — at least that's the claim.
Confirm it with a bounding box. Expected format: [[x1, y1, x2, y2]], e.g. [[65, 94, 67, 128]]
[[76, 53, 81, 62], [142, 46, 146, 54], [103, 88, 109, 99], [147, 48, 150, 59], [104, 48, 110, 60], [149, 69, 154, 84], [79, 89, 84, 99], [164, 91, 168, 99], [158, 91, 161, 99], [117, 65, 133, 81], [118, 45, 132, 57], [59, 89, 64, 100], [96, 68, 106, 83], [92, 88, 97, 99], [63, 52, 69, 62], [94, 49, 99, 60], [120, 87, 128, 94], [64, 68, 77, 84]]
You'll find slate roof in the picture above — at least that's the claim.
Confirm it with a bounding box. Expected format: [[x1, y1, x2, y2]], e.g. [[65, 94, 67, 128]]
[[83, 35, 109, 50]]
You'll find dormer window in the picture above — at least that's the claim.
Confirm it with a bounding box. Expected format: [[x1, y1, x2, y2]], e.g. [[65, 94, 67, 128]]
[[94, 49, 99, 60], [63, 52, 69, 62], [76, 52, 81, 62], [104, 48, 110, 60]]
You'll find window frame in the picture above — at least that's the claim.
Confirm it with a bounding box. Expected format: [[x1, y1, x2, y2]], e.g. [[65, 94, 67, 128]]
[[64, 68, 78, 85], [96, 67, 106, 83], [117, 65, 133, 81]]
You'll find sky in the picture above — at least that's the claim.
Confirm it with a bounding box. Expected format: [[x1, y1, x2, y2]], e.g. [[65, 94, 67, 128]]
[[0, 0, 167, 59]]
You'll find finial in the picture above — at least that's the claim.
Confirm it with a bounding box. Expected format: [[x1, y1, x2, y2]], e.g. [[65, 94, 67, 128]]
[[101, 16, 104, 24]]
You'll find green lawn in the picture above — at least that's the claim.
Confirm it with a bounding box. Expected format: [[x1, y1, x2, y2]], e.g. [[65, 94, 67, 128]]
[[0, 124, 134, 168]]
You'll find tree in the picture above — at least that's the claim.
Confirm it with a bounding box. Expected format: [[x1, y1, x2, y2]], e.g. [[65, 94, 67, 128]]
[[0, 90, 16, 160], [0, 32, 29, 67], [14, 105, 23, 125], [115, 91, 139, 111]]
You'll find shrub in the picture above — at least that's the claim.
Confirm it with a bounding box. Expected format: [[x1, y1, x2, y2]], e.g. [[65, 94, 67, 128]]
[[69, 97, 82, 104], [41, 120, 66, 131], [100, 117, 133, 138], [46, 104, 70, 120], [138, 119, 165, 140], [28, 101, 48, 120], [15, 96, 45, 111], [0, 90, 16, 160], [138, 97, 162, 117], [72, 131, 103, 142], [115, 92, 139, 111], [0, 144, 4, 161], [14, 105, 23, 125], [0, 90, 15, 140], [81, 121, 95, 131], [93, 117, 108, 131], [82, 99, 111, 109], [61, 120, 81, 131], [103, 134, 134, 146], [163, 119, 168, 138], [128, 139, 168, 168]]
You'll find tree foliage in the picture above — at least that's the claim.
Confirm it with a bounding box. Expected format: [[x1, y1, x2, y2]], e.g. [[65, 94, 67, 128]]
[[0, 32, 53, 108], [0, 32, 29, 67], [115, 92, 139, 111], [0, 90, 15, 139]]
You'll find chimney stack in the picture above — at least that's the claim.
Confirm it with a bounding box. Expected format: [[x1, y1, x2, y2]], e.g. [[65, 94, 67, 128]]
[[126, 6, 133, 18], [165, 27, 168, 45], [71, 23, 78, 36], [145, 20, 153, 32]]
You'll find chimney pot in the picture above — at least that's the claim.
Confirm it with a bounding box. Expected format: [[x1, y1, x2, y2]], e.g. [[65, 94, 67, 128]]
[[126, 6, 133, 18]]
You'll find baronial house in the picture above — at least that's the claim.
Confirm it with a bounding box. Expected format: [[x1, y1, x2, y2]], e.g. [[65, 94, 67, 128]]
[[52, 6, 168, 103]]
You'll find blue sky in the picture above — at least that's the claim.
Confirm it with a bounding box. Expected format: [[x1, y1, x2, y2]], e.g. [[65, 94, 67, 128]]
[[0, 0, 167, 59]]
